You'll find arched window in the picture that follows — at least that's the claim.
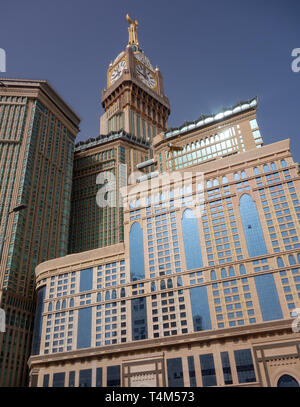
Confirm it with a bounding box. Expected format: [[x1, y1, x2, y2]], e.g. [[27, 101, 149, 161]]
[[48, 302, 52, 312], [69, 298, 74, 307], [221, 268, 227, 278], [151, 282, 156, 292], [270, 162, 277, 170], [112, 289, 117, 299], [167, 278, 173, 289], [181, 209, 203, 270], [222, 176, 228, 184], [263, 164, 270, 173], [121, 288, 125, 297], [277, 257, 285, 268], [289, 255, 296, 266], [234, 172, 240, 181], [241, 170, 247, 179], [105, 291, 110, 301], [229, 266, 235, 277], [62, 300, 66, 309], [211, 270, 217, 281], [277, 375, 299, 387], [97, 293, 101, 302], [239, 194, 267, 257], [213, 178, 219, 186], [239, 264, 246, 275], [160, 280, 166, 290], [177, 277, 183, 287], [206, 180, 212, 188], [254, 167, 260, 175], [56, 301, 60, 311], [281, 159, 287, 168]]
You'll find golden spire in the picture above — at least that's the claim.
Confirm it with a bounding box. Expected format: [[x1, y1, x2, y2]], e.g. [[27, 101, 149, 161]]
[[126, 13, 139, 47]]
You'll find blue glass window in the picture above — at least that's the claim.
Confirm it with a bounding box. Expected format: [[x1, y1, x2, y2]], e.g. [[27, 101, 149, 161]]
[[31, 286, 46, 355], [77, 307, 92, 349], [131, 297, 148, 340], [107, 365, 120, 387], [281, 160, 287, 168], [221, 352, 233, 385], [79, 369, 92, 387], [239, 265, 246, 275], [181, 209, 203, 270], [167, 358, 184, 387], [69, 371, 75, 387], [277, 257, 284, 268], [129, 222, 145, 281], [188, 356, 196, 386], [277, 374, 299, 387], [189, 286, 211, 331], [234, 349, 256, 383], [96, 368, 102, 387], [229, 266, 235, 277], [43, 374, 49, 387], [200, 354, 217, 386], [254, 274, 283, 321], [239, 194, 267, 257], [53, 372, 65, 387], [289, 255, 296, 265], [79, 268, 93, 292]]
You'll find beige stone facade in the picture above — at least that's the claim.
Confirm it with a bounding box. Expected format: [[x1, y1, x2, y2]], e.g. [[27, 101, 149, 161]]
[[28, 125, 300, 386]]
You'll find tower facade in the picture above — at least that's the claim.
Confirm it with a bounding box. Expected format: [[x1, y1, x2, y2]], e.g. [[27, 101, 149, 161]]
[[68, 15, 170, 254], [100, 14, 170, 142], [0, 79, 80, 386]]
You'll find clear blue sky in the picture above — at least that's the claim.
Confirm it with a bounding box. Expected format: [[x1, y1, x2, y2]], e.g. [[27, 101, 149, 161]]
[[1, 0, 300, 157]]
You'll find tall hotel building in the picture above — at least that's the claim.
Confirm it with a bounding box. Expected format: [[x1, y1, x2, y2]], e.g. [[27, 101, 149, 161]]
[[28, 18, 300, 387], [0, 79, 80, 386]]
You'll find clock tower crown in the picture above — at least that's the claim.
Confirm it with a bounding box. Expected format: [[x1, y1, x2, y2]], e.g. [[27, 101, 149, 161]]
[[100, 14, 170, 143]]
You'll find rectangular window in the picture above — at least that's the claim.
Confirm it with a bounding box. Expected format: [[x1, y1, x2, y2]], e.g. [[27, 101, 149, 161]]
[[79, 268, 93, 292], [53, 372, 65, 387], [96, 367, 102, 387], [254, 274, 283, 321], [131, 297, 148, 341], [221, 352, 233, 385], [77, 307, 92, 349], [167, 358, 184, 387], [79, 369, 92, 387], [107, 365, 120, 387], [188, 356, 196, 387], [234, 349, 256, 383], [69, 371, 75, 387], [43, 374, 49, 387], [200, 354, 217, 386], [189, 286, 211, 331]]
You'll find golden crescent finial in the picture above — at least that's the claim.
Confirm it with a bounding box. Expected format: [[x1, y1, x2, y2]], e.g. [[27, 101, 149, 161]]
[[126, 13, 139, 47]]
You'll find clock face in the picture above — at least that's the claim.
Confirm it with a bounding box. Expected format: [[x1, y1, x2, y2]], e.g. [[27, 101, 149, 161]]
[[110, 60, 127, 84], [135, 64, 156, 88], [134, 52, 154, 71]]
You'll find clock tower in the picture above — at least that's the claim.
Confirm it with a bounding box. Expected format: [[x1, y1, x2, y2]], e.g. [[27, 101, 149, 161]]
[[100, 14, 170, 145]]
